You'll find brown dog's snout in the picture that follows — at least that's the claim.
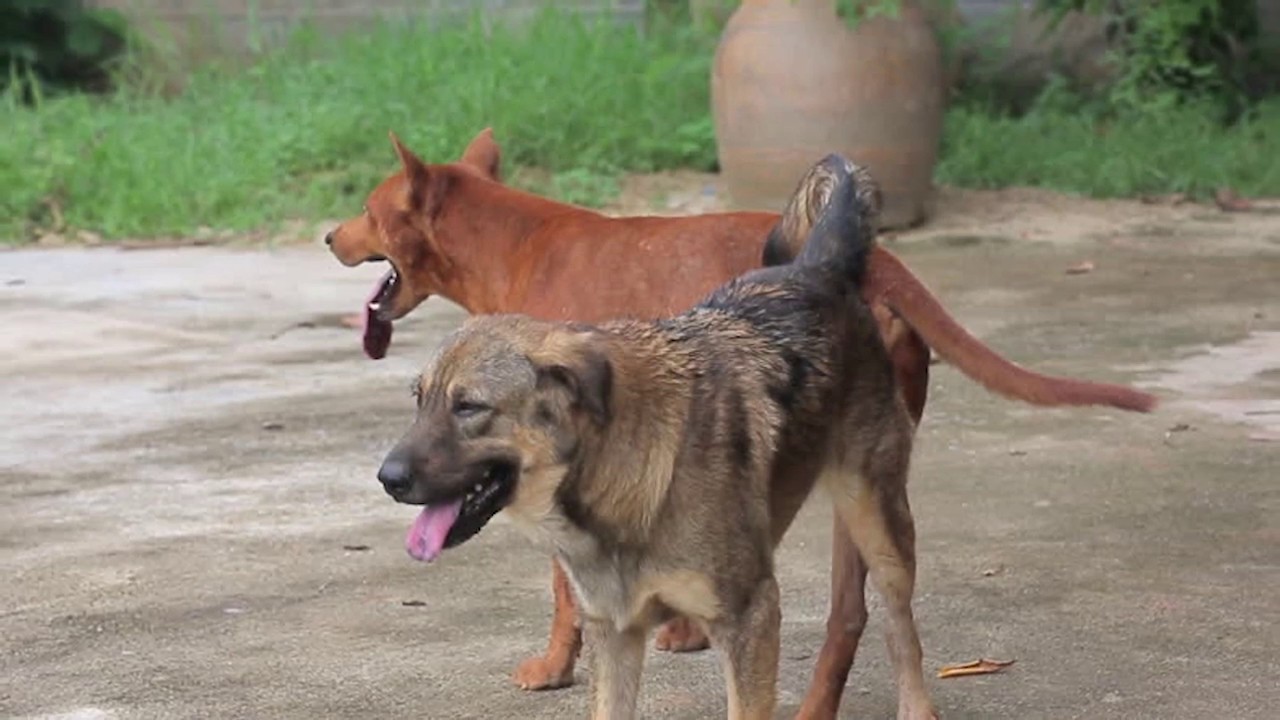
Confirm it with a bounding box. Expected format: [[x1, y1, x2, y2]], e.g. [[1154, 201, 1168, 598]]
[[323, 230, 336, 246]]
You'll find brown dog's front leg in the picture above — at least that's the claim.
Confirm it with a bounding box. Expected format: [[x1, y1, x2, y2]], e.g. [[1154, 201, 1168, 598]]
[[512, 558, 582, 691], [795, 512, 869, 720]]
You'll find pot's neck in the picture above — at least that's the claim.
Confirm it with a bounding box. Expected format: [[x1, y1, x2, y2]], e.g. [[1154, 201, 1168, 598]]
[[741, 0, 836, 9]]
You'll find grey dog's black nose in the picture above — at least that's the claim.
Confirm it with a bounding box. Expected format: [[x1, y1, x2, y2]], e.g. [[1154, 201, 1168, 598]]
[[378, 457, 412, 496], [323, 231, 336, 246]]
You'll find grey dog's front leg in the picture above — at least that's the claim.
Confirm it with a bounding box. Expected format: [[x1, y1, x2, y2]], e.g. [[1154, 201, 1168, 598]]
[[585, 619, 646, 720]]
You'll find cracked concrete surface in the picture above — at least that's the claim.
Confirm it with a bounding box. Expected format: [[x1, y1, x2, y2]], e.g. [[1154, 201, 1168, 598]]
[[1, 193, 1277, 719]]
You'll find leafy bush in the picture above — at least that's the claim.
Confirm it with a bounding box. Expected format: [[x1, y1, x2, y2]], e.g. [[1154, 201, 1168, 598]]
[[1036, 0, 1274, 118], [1, 0, 129, 102]]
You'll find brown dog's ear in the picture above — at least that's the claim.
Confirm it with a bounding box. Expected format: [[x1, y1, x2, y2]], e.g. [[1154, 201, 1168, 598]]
[[459, 127, 502, 182], [531, 333, 612, 427], [389, 130, 448, 214], [389, 131, 431, 192]]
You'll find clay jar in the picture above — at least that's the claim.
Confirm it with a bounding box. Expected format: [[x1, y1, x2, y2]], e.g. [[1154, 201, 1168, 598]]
[[711, 0, 945, 228]]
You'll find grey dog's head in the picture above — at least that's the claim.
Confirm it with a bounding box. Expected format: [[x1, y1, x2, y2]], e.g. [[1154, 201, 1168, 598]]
[[376, 315, 611, 561]]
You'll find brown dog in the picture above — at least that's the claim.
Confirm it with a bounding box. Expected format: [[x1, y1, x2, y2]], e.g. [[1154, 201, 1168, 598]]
[[327, 129, 1158, 715], [376, 160, 937, 719]]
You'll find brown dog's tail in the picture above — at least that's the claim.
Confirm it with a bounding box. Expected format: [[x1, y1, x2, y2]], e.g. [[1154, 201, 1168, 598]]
[[764, 155, 1157, 414], [865, 246, 1158, 412]]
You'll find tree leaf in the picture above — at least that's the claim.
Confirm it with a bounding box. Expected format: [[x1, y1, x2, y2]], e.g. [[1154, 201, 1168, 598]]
[[937, 658, 1016, 679], [65, 18, 106, 58]]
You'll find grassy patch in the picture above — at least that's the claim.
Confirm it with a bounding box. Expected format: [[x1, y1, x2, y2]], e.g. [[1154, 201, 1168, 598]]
[[0, 10, 716, 241], [938, 95, 1280, 199], [2, 7, 1278, 243]]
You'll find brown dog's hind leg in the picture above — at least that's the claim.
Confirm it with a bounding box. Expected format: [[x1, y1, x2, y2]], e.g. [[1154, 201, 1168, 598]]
[[795, 517, 870, 720], [796, 320, 929, 719], [654, 616, 711, 652], [586, 621, 646, 720], [710, 577, 781, 720], [512, 559, 582, 691], [825, 469, 937, 720]]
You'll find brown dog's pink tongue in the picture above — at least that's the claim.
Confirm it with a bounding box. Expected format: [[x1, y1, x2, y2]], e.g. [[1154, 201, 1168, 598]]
[[405, 501, 463, 563], [362, 271, 394, 360]]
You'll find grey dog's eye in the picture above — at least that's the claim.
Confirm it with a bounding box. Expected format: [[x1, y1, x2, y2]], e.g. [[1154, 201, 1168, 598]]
[[452, 399, 490, 418]]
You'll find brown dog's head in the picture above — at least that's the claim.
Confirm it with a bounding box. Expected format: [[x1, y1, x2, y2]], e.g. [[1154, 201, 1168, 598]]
[[376, 315, 611, 562], [325, 129, 504, 360]]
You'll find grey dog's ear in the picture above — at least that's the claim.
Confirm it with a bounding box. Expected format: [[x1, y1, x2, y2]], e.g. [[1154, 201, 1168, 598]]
[[530, 332, 612, 427]]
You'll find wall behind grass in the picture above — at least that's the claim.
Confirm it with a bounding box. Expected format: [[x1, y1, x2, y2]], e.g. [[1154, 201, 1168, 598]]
[[89, 0, 645, 59]]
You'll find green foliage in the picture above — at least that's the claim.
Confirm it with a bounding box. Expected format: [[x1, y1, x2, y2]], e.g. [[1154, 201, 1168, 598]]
[[937, 83, 1280, 199], [0, 10, 717, 241], [1, 0, 129, 101], [1035, 0, 1269, 117], [1, 3, 1276, 243], [548, 168, 624, 208]]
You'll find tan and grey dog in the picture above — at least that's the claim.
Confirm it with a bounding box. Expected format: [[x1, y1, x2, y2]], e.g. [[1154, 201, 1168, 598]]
[[376, 158, 936, 720]]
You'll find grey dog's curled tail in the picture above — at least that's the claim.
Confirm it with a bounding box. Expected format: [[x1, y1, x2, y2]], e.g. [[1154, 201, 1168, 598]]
[[790, 154, 881, 287]]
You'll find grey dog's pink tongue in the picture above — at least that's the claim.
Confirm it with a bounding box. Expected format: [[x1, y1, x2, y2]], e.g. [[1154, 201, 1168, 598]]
[[362, 270, 394, 360], [405, 501, 463, 563]]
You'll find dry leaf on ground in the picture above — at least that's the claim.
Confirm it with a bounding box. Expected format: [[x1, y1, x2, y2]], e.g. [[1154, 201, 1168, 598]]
[[1139, 192, 1189, 206], [1214, 187, 1254, 212], [937, 658, 1016, 679]]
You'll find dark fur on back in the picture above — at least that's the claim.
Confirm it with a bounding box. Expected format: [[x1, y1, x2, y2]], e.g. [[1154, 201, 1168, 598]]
[[672, 162, 888, 428]]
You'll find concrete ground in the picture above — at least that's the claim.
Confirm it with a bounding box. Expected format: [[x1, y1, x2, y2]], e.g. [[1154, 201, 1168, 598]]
[[1, 188, 1277, 719]]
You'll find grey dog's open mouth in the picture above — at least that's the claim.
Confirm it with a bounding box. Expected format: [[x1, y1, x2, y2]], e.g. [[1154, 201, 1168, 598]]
[[444, 463, 518, 549], [403, 462, 518, 563]]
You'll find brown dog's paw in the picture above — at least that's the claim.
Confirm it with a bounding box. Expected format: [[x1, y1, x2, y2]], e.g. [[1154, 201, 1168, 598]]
[[794, 708, 837, 720], [512, 655, 575, 691], [793, 690, 839, 720], [653, 618, 711, 653]]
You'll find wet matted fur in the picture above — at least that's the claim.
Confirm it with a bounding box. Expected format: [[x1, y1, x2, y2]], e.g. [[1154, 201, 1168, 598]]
[[376, 161, 938, 719]]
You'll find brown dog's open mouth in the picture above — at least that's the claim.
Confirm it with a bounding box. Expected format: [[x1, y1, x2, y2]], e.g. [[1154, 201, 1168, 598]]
[[361, 258, 399, 360], [404, 463, 517, 562]]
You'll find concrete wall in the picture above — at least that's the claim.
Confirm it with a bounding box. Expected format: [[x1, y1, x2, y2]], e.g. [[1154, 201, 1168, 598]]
[[90, 0, 644, 58]]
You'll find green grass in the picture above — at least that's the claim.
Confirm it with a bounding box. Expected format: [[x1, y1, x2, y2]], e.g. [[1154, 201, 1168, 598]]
[[0, 10, 717, 241], [2, 8, 1279, 243], [938, 97, 1280, 198]]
